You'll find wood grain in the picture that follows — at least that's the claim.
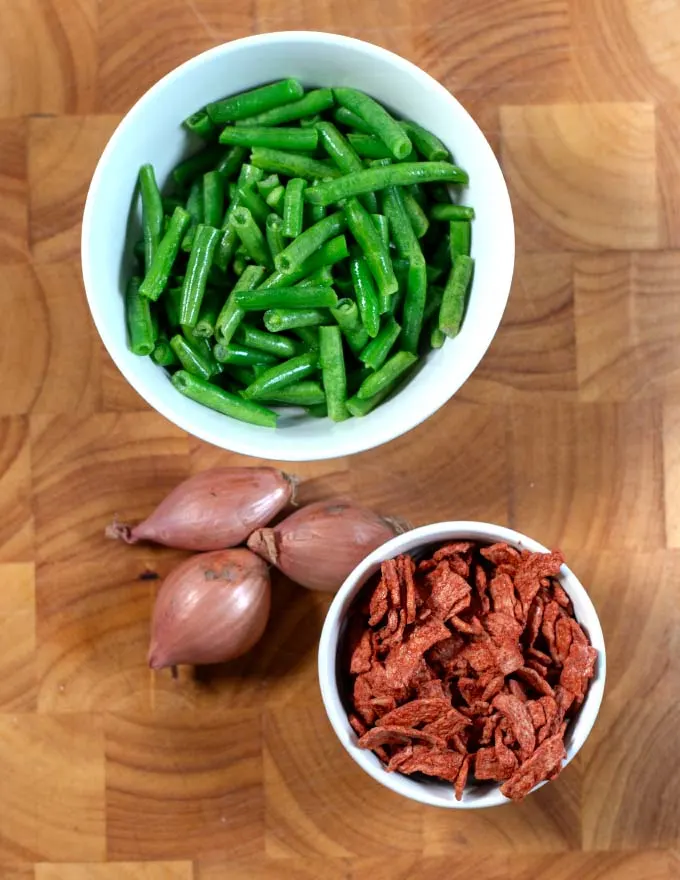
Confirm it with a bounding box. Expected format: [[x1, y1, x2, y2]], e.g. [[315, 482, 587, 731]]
[[1, 0, 680, 876]]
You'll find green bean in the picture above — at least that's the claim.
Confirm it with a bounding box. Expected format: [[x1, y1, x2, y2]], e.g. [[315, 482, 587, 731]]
[[151, 334, 179, 367], [292, 326, 320, 351], [266, 213, 285, 258], [219, 126, 318, 151], [237, 183, 270, 225], [262, 380, 326, 407], [125, 276, 156, 355], [330, 298, 369, 354], [371, 214, 390, 248], [213, 343, 279, 366], [402, 255, 428, 353], [305, 403, 328, 418], [356, 351, 417, 399], [275, 212, 346, 275], [282, 178, 307, 239], [259, 235, 349, 289], [402, 189, 430, 238], [234, 286, 338, 310], [381, 185, 418, 259], [235, 324, 299, 359], [202, 171, 224, 228], [304, 162, 469, 207], [300, 114, 322, 127], [171, 145, 225, 188], [429, 183, 452, 203], [207, 78, 304, 123], [450, 220, 471, 259], [306, 199, 327, 225], [238, 163, 265, 186], [250, 147, 340, 180], [333, 106, 373, 134], [233, 255, 247, 276], [139, 207, 191, 301], [266, 184, 285, 214], [224, 365, 256, 386], [344, 198, 398, 307], [430, 326, 446, 348], [161, 197, 184, 215], [163, 285, 182, 327], [139, 165, 163, 273], [423, 285, 444, 322], [319, 325, 348, 421], [333, 87, 412, 160], [183, 108, 217, 139], [315, 122, 378, 213], [192, 286, 222, 338], [170, 333, 216, 380], [350, 256, 380, 338], [215, 265, 266, 345], [431, 204, 475, 221], [399, 120, 449, 161], [215, 145, 248, 178], [179, 224, 220, 326], [243, 351, 319, 400], [234, 88, 334, 127], [439, 255, 474, 338], [172, 370, 277, 427], [346, 385, 393, 417], [408, 182, 427, 207], [301, 265, 334, 286], [263, 309, 328, 332], [229, 206, 273, 268], [182, 179, 204, 251], [346, 133, 393, 160], [359, 315, 401, 370], [257, 174, 281, 198]]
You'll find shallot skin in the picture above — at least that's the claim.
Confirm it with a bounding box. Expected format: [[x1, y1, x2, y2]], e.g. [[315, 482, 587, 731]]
[[107, 467, 295, 551], [247, 499, 403, 593], [148, 548, 271, 669]]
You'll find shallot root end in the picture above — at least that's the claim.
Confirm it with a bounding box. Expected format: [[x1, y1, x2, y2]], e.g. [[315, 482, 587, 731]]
[[105, 518, 136, 543]]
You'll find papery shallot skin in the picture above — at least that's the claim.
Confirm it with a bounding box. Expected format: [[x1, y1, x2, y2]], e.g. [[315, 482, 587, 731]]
[[107, 467, 296, 550], [247, 499, 404, 592], [148, 548, 271, 668]]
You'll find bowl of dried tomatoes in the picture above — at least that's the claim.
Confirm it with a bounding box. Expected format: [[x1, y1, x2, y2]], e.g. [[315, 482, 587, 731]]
[[318, 521, 606, 808]]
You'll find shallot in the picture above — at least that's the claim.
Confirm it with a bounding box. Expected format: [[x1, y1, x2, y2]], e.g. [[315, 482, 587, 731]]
[[148, 548, 271, 669], [247, 499, 406, 592], [106, 466, 296, 550]]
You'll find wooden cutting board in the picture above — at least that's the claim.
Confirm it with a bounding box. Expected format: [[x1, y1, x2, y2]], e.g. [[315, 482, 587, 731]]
[[0, 1, 678, 877]]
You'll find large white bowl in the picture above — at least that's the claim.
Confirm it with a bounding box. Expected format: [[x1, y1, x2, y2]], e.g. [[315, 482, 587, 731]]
[[318, 522, 606, 809], [82, 32, 514, 461]]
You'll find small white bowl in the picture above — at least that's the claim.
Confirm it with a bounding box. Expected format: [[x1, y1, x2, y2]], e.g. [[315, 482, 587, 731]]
[[318, 522, 606, 809], [81, 32, 514, 461]]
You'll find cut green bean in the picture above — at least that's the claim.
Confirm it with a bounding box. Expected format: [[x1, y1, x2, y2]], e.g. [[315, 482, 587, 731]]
[[315, 121, 378, 213], [235, 324, 299, 358], [306, 199, 327, 225], [235, 88, 334, 127], [229, 206, 273, 268], [330, 298, 369, 354], [171, 145, 225, 188], [423, 285, 445, 322], [224, 365, 256, 386], [371, 214, 390, 248], [319, 325, 348, 421], [346, 384, 394, 417], [275, 212, 346, 275], [266, 184, 285, 214], [259, 235, 349, 289], [430, 325, 446, 348], [213, 343, 279, 366], [263, 380, 326, 407], [356, 351, 418, 399], [350, 256, 381, 338], [263, 309, 328, 332], [207, 79, 304, 124], [431, 203, 475, 221], [215, 145, 248, 178], [401, 255, 428, 353], [139, 164, 163, 273], [399, 120, 449, 161], [172, 370, 278, 427], [183, 108, 217, 139], [305, 403, 328, 417], [282, 178, 307, 239], [236, 183, 270, 225], [243, 352, 319, 400], [439, 255, 474, 338], [192, 286, 222, 338], [346, 133, 393, 160], [334, 87, 412, 160], [125, 276, 155, 355], [381, 185, 419, 258], [219, 126, 319, 151], [151, 335, 179, 367], [215, 264, 267, 345], [402, 189, 430, 238], [182, 179, 204, 250], [344, 198, 398, 306], [293, 326, 320, 351], [300, 114, 322, 127], [179, 224, 220, 327], [238, 163, 265, 186], [333, 106, 373, 134], [257, 174, 281, 198], [234, 286, 338, 310], [233, 255, 247, 276], [170, 333, 216, 380], [450, 220, 471, 259], [250, 147, 340, 180], [266, 213, 285, 258], [163, 285, 182, 327], [139, 207, 191, 301], [202, 171, 224, 228], [300, 265, 334, 286], [304, 162, 469, 207], [359, 315, 401, 370]]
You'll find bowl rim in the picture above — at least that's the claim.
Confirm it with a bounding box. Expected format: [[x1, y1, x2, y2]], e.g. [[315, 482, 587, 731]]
[[317, 521, 606, 809], [81, 31, 515, 461]]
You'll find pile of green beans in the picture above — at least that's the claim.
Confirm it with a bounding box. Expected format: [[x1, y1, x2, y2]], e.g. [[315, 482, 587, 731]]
[[126, 80, 475, 428]]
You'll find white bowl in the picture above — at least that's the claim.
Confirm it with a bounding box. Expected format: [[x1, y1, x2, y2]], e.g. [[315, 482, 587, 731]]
[[82, 32, 514, 461], [318, 522, 606, 809]]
